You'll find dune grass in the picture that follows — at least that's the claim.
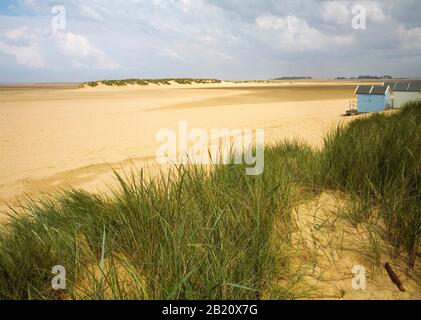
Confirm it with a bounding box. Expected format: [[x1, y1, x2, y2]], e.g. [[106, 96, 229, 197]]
[[0, 102, 419, 300], [83, 79, 223, 87], [321, 101, 421, 268], [0, 142, 310, 300]]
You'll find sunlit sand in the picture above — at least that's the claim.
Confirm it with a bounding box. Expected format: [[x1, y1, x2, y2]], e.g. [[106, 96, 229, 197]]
[[0, 81, 357, 209]]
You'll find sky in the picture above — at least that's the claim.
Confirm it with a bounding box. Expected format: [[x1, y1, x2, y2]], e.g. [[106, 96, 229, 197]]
[[0, 0, 420, 82]]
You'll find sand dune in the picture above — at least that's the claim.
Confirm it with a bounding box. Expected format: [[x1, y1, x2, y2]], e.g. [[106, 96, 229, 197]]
[[0, 82, 356, 210]]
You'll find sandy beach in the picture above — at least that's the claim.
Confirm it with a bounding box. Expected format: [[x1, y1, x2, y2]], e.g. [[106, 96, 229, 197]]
[[0, 81, 357, 209], [1, 0, 419, 302]]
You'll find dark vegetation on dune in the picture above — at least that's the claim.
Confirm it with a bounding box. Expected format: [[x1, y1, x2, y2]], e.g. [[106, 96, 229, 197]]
[[82, 79, 223, 87], [0, 101, 419, 300]]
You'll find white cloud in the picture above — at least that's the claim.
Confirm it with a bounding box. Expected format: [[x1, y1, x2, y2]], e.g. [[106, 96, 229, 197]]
[[0, 25, 46, 68], [19, 0, 40, 10], [322, 1, 351, 25], [3, 26, 31, 41], [398, 26, 421, 50], [363, 2, 387, 23], [159, 48, 184, 61], [178, 0, 194, 13], [0, 41, 45, 68], [256, 15, 354, 51], [80, 5, 104, 21], [195, 29, 224, 45], [56, 32, 118, 69], [2, 26, 48, 42], [321, 1, 387, 26], [0, 25, 118, 70], [212, 50, 233, 61]]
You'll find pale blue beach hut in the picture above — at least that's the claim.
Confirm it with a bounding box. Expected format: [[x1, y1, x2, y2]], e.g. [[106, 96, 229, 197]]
[[355, 84, 392, 113]]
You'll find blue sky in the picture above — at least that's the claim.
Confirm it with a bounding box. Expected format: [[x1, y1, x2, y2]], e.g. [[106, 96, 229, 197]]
[[0, 0, 420, 82]]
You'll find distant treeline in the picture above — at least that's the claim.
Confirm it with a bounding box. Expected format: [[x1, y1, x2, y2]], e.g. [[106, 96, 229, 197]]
[[336, 75, 396, 80], [273, 76, 313, 80]]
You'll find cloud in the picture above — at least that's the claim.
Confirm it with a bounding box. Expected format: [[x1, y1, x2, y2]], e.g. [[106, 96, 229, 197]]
[[322, 1, 350, 25], [256, 15, 353, 51], [56, 32, 118, 69], [321, 1, 386, 26], [363, 1, 387, 24], [159, 48, 184, 61], [0, 25, 118, 70], [19, 0, 40, 10], [178, 0, 195, 13], [0, 0, 421, 81], [79, 5, 104, 21], [2, 26, 49, 42], [0, 25, 46, 68], [0, 41, 45, 68], [3, 26, 32, 41], [398, 26, 421, 50]]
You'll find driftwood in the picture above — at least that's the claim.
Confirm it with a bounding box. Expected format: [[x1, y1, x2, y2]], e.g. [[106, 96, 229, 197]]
[[385, 262, 405, 292]]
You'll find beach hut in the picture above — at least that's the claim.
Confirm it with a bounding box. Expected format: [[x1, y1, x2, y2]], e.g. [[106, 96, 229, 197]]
[[391, 82, 421, 108], [355, 84, 392, 113]]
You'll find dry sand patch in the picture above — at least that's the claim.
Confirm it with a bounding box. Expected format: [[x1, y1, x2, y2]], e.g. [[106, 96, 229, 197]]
[[287, 192, 421, 300]]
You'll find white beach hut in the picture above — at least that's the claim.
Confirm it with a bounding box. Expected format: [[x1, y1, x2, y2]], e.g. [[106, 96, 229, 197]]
[[392, 82, 421, 108]]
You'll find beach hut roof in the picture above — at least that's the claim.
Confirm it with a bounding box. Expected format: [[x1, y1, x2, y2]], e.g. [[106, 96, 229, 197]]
[[355, 84, 389, 95], [393, 82, 411, 91], [355, 85, 372, 94], [387, 82, 397, 90], [408, 82, 421, 92], [370, 85, 390, 95], [388, 81, 421, 92], [357, 81, 421, 93]]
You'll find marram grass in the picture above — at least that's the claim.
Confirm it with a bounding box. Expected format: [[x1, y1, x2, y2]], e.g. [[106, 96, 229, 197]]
[[83, 78, 222, 87], [321, 101, 421, 267], [0, 101, 419, 300], [0, 144, 301, 300]]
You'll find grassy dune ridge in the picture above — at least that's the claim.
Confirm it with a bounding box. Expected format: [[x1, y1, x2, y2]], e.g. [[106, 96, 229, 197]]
[[0, 102, 419, 300], [82, 79, 223, 87]]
